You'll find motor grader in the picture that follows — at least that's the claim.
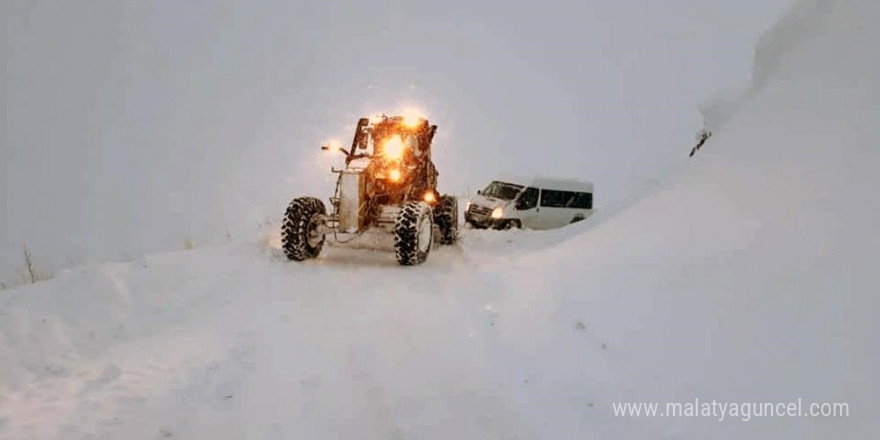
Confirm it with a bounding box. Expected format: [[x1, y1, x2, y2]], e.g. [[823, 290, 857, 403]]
[[281, 115, 458, 265]]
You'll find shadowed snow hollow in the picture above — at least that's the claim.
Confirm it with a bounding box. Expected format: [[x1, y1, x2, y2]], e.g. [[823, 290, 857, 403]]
[[1, 0, 878, 438]]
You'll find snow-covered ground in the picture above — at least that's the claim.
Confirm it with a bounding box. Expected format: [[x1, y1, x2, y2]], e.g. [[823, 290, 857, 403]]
[[2, 0, 879, 438]]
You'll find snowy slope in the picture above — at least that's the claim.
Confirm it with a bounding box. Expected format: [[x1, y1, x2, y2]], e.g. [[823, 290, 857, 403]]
[[2, 0, 879, 439]]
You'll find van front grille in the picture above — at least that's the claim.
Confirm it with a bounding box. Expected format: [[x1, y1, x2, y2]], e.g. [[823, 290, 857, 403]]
[[468, 204, 492, 216]]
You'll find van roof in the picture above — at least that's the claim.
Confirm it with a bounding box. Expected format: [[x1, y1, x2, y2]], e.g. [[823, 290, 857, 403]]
[[494, 175, 594, 193]]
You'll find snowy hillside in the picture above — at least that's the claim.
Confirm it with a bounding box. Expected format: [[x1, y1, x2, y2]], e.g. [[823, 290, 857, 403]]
[[2, 0, 879, 439]]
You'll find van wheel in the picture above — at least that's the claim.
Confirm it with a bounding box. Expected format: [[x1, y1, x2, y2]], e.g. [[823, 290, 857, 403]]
[[497, 220, 521, 230], [465, 218, 486, 230]]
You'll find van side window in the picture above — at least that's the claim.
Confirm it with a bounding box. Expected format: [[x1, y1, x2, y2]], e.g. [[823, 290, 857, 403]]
[[571, 192, 593, 209], [516, 187, 539, 210], [541, 190, 592, 209], [540, 189, 574, 208]]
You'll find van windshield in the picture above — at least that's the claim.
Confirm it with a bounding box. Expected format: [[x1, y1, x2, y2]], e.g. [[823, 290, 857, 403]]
[[481, 181, 523, 200]]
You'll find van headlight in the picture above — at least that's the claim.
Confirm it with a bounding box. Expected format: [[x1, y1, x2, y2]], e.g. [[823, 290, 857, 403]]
[[491, 207, 503, 219]]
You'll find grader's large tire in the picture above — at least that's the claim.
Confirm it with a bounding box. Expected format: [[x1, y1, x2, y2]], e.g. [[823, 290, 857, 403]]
[[434, 195, 459, 245], [394, 201, 433, 265], [281, 197, 326, 261]]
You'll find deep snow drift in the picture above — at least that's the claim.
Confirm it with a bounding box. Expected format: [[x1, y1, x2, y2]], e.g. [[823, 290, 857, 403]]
[[2, 0, 878, 438]]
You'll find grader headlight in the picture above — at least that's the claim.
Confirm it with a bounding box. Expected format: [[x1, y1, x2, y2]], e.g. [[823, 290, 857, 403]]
[[423, 191, 436, 203], [388, 168, 402, 182], [403, 115, 422, 128], [325, 139, 342, 152], [401, 108, 425, 128], [382, 135, 406, 160]]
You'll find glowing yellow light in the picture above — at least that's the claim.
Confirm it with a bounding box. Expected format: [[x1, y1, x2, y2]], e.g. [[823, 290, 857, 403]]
[[403, 115, 421, 128], [382, 135, 406, 160], [423, 191, 436, 203], [400, 108, 425, 128], [325, 139, 342, 152], [491, 207, 503, 219], [388, 168, 402, 182]]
